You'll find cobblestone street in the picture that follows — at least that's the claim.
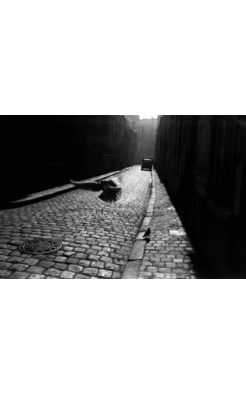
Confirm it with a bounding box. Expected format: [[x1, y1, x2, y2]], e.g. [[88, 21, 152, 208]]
[[0, 167, 151, 279], [0, 166, 211, 279]]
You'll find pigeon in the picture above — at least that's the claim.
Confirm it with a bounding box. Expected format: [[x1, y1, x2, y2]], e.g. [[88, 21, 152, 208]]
[[70, 175, 122, 202], [143, 227, 151, 238]]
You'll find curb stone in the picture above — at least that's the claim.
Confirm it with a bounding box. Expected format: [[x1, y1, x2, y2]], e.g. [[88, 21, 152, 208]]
[[122, 169, 156, 279]]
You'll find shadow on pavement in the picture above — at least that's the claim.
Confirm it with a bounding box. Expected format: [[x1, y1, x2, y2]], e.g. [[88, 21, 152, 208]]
[[1, 166, 71, 206], [71, 179, 122, 203], [98, 188, 122, 203]]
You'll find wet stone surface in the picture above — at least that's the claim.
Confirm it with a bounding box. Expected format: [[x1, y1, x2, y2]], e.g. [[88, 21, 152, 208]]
[[0, 167, 151, 279]]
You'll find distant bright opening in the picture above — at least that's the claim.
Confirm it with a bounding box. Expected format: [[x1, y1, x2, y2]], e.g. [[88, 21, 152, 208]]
[[139, 115, 158, 120]]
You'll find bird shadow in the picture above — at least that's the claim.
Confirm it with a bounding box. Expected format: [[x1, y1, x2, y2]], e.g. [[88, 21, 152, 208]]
[[98, 188, 122, 203]]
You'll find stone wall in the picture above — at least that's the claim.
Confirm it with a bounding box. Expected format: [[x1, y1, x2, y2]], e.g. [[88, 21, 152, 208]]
[[70, 116, 139, 178], [154, 115, 246, 278], [0, 115, 139, 202]]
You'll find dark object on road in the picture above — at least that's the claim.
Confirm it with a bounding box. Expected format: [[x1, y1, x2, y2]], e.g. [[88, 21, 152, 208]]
[[143, 227, 151, 238], [98, 177, 122, 202], [141, 158, 153, 171], [71, 176, 122, 202], [19, 238, 62, 254], [100, 178, 121, 191], [70, 179, 102, 191]]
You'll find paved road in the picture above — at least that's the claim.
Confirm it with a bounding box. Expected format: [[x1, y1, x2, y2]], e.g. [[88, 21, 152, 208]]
[[0, 167, 151, 279]]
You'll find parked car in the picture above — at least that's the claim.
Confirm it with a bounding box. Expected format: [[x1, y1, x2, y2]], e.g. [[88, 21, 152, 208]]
[[141, 158, 153, 171]]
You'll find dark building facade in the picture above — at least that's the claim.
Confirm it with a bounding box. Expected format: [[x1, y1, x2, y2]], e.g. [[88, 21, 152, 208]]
[[155, 115, 246, 278], [0, 115, 139, 204]]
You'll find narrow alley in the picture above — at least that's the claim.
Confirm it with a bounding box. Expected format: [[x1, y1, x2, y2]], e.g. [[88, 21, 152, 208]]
[[1, 115, 246, 278], [0, 165, 210, 279]]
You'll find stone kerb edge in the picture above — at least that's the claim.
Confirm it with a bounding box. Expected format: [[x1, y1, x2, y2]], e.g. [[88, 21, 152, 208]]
[[122, 170, 156, 279]]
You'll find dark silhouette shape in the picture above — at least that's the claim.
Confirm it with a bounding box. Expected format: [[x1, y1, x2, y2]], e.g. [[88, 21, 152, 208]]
[[70, 180, 102, 191], [98, 188, 122, 202], [70, 176, 122, 203], [143, 227, 151, 238], [98, 177, 122, 202]]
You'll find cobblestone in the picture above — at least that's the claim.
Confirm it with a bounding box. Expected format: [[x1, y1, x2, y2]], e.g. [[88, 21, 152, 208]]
[[54, 256, 67, 263], [0, 249, 12, 255], [54, 263, 67, 271], [101, 256, 113, 264], [45, 268, 61, 277], [67, 257, 79, 265], [11, 263, 29, 271], [98, 269, 112, 278], [0, 262, 12, 270], [75, 253, 88, 259], [7, 256, 25, 263], [88, 254, 100, 261], [60, 271, 75, 279], [112, 272, 121, 279], [68, 265, 83, 273], [23, 258, 39, 266], [29, 274, 46, 279], [91, 261, 105, 269], [38, 260, 54, 268], [10, 271, 29, 279], [83, 268, 98, 276], [78, 259, 90, 267], [0, 269, 12, 278], [105, 263, 120, 271], [27, 266, 45, 274]]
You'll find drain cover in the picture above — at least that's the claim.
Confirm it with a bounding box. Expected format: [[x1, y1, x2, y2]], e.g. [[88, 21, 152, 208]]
[[19, 239, 62, 254]]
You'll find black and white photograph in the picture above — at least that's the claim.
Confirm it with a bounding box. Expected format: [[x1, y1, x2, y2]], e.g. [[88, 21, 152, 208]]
[[1, 1, 246, 395], [1, 115, 246, 279]]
